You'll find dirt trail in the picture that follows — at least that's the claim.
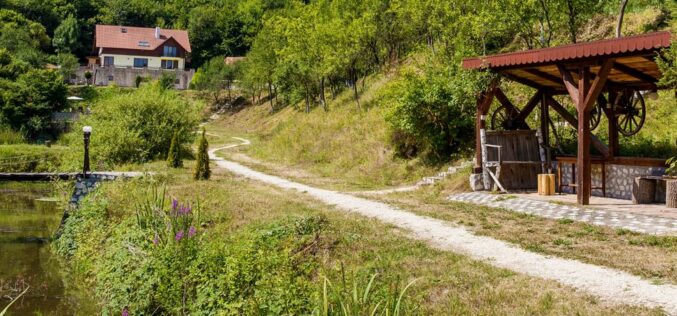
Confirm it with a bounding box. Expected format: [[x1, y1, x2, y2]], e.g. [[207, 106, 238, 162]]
[[209, 138, 677, 315]]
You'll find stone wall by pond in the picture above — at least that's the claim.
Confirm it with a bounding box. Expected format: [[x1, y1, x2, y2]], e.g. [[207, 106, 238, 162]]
[[558, 163, 666, 201]]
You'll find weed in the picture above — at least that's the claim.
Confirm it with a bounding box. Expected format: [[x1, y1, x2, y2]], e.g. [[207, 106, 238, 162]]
[[553, 238, 572, 246], [557, 218, 574, 225]]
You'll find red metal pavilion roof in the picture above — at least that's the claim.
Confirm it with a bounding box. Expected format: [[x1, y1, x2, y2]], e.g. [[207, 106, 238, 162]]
[[463, 31, 671, 70]]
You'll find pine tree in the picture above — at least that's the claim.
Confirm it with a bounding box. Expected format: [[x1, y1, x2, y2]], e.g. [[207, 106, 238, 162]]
[[193, 128, 210, 180], [167, 130, 182, 168]]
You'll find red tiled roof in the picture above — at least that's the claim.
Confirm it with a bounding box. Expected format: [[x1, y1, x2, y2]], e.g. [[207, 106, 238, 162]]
[[463, 31, 671, 69], [95, 25, 191, 53]]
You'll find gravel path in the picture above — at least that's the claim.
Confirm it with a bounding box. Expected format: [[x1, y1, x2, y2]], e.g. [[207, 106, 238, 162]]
[[210, 138, 677, 314]]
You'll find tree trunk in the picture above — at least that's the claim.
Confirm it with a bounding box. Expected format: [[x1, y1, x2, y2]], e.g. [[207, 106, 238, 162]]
[[632, 177, 656, 204], [667, 180, 677, 208], [305, 85, 310, 113], [351, 68, 360, 110], [616, 0, 629, 38], [268, 82, 274, 112], [319, 77, 327, 111]]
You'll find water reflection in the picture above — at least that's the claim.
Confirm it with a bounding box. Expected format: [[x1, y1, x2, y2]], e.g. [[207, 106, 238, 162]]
[[0, 182, 94, 315]]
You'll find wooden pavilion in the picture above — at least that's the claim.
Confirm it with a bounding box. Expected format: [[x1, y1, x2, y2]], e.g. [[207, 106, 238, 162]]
[[462, 31, 673, 205]]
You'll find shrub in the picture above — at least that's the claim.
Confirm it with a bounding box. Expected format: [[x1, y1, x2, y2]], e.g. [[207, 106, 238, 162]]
[[56, 185, 327, 315], [158, 73, 176, 90], [0, 144, 65, 172], [166, 130, 182, 168], [0, 125, 23, 144], [383, 63, 493, 162], [0, 69, 68, 138], [71, 85, 200, 165], [193, 128, 210, 180]]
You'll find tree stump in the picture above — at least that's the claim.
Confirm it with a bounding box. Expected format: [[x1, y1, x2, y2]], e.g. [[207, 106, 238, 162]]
[[632, 177, 655, 204], [667, 180, 677, 208]]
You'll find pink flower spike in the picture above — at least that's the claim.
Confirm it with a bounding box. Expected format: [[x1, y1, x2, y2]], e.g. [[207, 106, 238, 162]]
[[171, 198, 178, 211], [152, 234, 159, 246], [122, 308, 129, 316], [188, 226, 197, 237], [175, 230, 184, 241]]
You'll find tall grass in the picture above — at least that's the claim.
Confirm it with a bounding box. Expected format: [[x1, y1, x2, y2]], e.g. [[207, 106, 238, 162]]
[[316, 273, 418, 316], [0, 127, 24, 144]]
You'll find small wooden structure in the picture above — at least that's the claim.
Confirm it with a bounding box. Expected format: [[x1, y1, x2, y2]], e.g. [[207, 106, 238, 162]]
[[483, 130, 543, 191], [463, 31, 673, 205]]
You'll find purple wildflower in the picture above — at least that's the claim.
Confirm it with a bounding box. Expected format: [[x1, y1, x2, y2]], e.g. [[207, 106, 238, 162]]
[[152, 234, 159, 246], [175, 230, 184, 241], [179, 204, 192, 215], [171, 198, 178, 211], [122, 308, 129, 316], [188, 226, 197, 237]]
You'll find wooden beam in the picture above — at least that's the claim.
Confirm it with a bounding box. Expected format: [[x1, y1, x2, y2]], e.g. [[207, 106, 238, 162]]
[[582, 59, 614, 112], [546, 96, 609, 158], [557, 65, 579, 105], [612, 62, 658, 83], [515, 90, 542, 121], [524, 69, 564, 87], [494, 87, 520, 115], [475, 81, 498, 172], [602, 92, 619, 158], [500, 72, 545, 90]]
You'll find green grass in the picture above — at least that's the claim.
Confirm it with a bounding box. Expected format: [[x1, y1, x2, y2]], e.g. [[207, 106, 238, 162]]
[[0, 144, 71, 172], [52, 162, 662, 314], [205, 74, 448, 190]]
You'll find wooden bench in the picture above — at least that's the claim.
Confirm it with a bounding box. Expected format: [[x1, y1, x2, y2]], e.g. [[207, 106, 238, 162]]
[[556, 156, 606, 197]]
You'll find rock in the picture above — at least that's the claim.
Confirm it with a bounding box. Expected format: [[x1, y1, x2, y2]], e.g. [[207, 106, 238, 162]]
[[469, 173, 484, 191]]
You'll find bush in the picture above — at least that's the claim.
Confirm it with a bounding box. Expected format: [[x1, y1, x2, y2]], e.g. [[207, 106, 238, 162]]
[[193, 128, 210, 180], [383, 62, 492, 162], [0, 69, 68, 138], [0, 144, 66, 172], [71, 85, 200, 165], [55, 186, 326, 315], [166, 130, 182, 168]]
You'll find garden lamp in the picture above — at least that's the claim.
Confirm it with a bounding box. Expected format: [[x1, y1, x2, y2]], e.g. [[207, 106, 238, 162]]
[[83, 126, 92, 177]]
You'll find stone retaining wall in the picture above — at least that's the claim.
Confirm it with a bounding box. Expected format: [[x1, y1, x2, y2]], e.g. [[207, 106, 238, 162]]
[[558, 163, 666, 201]]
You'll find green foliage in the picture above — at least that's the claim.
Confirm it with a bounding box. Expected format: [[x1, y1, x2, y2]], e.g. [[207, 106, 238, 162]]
[[0, 125, 23, 144], [193, 56, 241, 107], [166, 130, 182, 168], [657, 43, 677, 91], [667, 157, 677, 176], [193, 128, 210, 180], [52, 52, 79, 79], [0, 8, 49, 66], [134, 75, 144, 88], [0, 144, 65, 172], [52, 14, 80, 54], [55, 186, 328, 315], [71, 85, 200, 165], [0, 69, 68, 138], [316, 273, 418, 316], [158, 72, 176, 90], [383, 61, 493, 162]]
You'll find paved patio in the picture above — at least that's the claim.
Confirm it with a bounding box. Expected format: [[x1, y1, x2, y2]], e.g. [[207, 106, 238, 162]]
[[448, 192, 677, 235]]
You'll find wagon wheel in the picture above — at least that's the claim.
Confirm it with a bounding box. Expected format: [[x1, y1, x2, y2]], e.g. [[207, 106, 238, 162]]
[[589, 103, 602, 131], [614, 90, 646, 136], [491, 104, 521, 130]]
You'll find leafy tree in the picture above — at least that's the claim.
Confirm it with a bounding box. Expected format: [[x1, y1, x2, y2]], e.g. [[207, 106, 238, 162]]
[[0, 69, 67, 138], [193, 128, 210, 180], [193, 56, 240, 107], [53, 53, 79, 80], [52, 14, 81, 54]]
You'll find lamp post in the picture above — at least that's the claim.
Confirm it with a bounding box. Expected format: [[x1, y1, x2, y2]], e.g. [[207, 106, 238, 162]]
[[83, 126, 92, 178]]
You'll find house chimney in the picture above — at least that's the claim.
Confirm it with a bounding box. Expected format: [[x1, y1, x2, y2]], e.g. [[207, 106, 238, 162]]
[[155, 27, 161, 39]]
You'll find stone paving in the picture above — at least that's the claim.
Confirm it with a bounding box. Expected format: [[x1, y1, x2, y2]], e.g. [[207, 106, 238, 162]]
[[448, 192, 677, 235]]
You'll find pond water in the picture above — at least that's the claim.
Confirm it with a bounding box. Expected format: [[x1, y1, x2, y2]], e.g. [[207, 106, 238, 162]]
[[0, 182, 94, 315]]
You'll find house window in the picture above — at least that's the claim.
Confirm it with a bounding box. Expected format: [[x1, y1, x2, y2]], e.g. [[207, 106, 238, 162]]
[[108, 75, 114, 81], [103, 56, 114, 66], [163, 45, 177, 57], [133, 58, 148, 68], [161, 60, 176, 69]]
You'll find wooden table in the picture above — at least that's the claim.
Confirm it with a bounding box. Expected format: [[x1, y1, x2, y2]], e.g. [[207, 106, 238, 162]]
[[556, 156, 606, 197]]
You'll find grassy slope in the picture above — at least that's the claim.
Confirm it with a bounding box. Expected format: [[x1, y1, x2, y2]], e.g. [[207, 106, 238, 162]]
[[57, 160, 661, 314], [206, 74, 444, 190]]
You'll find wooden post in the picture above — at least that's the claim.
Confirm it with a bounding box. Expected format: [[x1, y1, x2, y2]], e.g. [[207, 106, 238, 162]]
[[474, 84, 496, 174], [577, 67, 591, 205], [667, 180, 677, 208], [607, 91, 620, 157], [540, 92, 551, 172]]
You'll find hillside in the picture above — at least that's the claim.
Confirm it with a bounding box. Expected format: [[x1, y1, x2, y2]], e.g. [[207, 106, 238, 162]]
[[206, 73, 449, 190]]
